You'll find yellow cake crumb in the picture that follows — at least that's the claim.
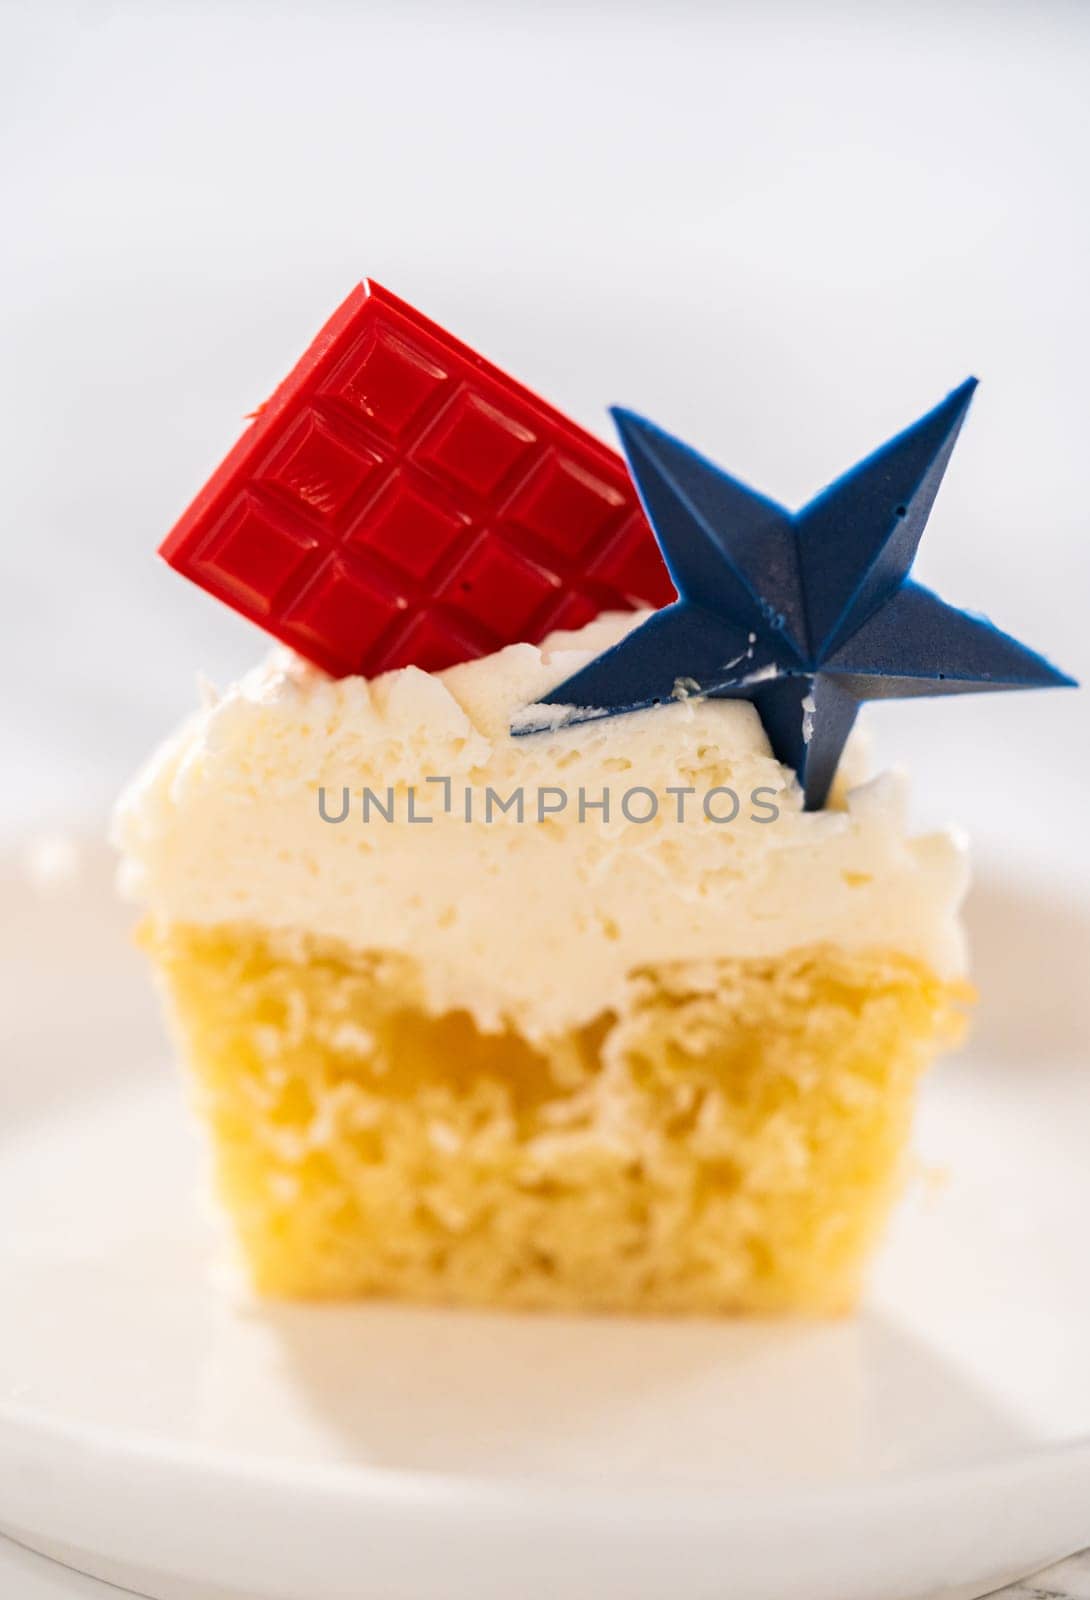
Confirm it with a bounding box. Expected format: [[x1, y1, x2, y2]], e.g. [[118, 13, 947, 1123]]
[[143, 923, 970, 1315]]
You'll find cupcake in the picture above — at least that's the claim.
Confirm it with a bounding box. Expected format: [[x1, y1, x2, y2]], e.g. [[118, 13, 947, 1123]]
[[114, 281, 1072, 1313]]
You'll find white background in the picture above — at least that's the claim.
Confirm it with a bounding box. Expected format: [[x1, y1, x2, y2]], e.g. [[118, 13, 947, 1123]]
[[2, 0, 1088, 866]]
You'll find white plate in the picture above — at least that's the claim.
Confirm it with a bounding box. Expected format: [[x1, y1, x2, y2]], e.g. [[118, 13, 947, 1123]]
[[1, 844, 1089, 1600], [0, 1530, 144, 1597]]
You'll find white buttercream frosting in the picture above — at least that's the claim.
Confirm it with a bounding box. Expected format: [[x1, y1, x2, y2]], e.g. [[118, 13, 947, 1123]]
[[113, 613, 968, 1036]]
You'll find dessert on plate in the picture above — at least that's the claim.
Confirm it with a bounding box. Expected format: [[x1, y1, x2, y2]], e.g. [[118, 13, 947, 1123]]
[[114, 281, 1073, 1314]]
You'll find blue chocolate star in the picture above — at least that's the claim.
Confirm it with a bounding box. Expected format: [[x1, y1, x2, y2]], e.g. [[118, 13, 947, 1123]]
[[514, 380, 1075, 808]]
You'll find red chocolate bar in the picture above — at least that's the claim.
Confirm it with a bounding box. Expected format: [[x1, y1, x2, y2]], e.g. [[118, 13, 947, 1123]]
[[160, 281, 674, 677]]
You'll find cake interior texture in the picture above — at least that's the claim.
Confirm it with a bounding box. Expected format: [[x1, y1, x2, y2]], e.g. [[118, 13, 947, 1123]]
[[145, 922, 967, 1315]]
